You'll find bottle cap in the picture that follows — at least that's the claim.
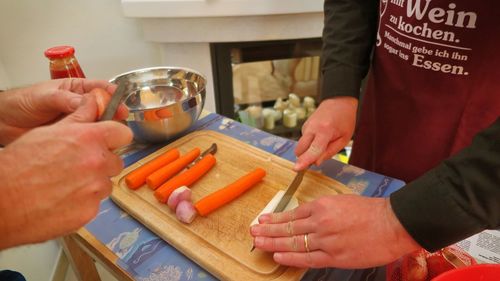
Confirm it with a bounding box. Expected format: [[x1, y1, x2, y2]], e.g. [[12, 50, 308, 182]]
[[44, 46, 75, 59]]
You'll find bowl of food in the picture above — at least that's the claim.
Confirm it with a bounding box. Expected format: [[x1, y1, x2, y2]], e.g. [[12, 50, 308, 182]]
[[110, 66, 206, 143]]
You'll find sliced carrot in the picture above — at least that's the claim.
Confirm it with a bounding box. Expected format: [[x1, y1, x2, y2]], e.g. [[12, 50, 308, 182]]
[[143, 110, 162, 121], [154, 154, 217, 203], [146, 147, 201, 190], [155, 108, 173, 118], [143, 109, 173, 121], [194, 168, 266, 216], [125, 148, 180, 190]]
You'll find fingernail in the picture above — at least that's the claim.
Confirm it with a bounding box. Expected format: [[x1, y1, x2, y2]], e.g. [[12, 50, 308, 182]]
[[255, 237, 264, 247], [274, 253, 283, 261], [259, 214, 270, 222], [250, 225, 258, 235], [69, 96, 83, 110], [293, 163, 301, 171]]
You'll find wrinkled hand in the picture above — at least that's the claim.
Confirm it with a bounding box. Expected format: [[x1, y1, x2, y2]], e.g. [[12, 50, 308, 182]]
[[0, 94, 133, 249], [250, 194, 420, 269], [294, 97, 358, 171], [0, 78, 128, 144]]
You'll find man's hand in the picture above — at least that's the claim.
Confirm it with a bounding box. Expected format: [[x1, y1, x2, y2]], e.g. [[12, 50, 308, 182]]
[[294, 97, 358, 171], [250, 194, 421, 269], [0, 94, 133, 249], [0, 78, 128, 144]]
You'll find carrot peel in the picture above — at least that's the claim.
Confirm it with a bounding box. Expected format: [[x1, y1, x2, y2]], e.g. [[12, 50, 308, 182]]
[[194, 168, 266, 216]]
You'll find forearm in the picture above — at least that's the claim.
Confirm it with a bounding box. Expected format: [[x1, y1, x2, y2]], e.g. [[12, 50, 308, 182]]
[[0, 150, 26, 249], [0, 88, 28, 145], [390, 118, 500, 252], [321, 0, 378, 100]]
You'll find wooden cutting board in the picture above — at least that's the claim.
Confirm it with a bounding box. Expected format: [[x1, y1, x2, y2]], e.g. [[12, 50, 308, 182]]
[[111, 130, 352, 280]]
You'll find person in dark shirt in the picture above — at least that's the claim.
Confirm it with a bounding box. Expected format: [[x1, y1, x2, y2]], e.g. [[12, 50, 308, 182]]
[[251, 117, 499, 268], [250, 0, 500, 268]]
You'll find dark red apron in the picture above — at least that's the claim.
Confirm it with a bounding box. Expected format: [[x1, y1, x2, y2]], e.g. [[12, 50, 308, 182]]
[[350, 0, 500, 182]]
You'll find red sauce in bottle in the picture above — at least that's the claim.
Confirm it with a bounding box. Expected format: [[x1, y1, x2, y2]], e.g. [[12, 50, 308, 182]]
[[44, 46, 85, 79]]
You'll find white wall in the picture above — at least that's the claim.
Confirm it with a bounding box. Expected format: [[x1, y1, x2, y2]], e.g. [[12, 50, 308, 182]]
[[0, 0, 161, 87], [0, 0, 161, 279], [0, 242, 61, 280], [0, 59, 11, 89]]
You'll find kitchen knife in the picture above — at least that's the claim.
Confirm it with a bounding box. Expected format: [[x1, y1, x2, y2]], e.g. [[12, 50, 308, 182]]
[[251, 169, 306, 251], [187, 143, 218, 168], [99, 81, 131, 121], [272, 169, 306, 213]]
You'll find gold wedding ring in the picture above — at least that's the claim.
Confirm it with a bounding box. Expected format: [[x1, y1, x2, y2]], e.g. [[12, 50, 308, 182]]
[[304, 234, 310, 252]]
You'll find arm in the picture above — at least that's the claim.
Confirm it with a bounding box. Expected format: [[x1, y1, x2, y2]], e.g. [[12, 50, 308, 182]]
[[391, 117, 500, 252], [0, 79, 126, 145], [250, 195, 420, 269], [294, 0, 379, 170], [0, 94, 132, 249], [251, 119, 500, 268], [321, 0, 379, 99]]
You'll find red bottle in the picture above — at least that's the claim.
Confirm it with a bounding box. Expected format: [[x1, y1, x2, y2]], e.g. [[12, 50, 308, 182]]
[[44, 46, 86, 79]]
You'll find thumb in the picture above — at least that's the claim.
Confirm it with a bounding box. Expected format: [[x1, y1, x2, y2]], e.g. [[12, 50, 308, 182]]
[[60, 94, 98, 124], [93, 121, 134, 150]]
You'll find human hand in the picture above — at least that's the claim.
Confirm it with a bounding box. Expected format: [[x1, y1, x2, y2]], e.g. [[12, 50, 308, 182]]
[[0, 94, 133, 249], [250, 194, 420, 269], [0, 78, 128, 144], [294, 97, 357, 171]]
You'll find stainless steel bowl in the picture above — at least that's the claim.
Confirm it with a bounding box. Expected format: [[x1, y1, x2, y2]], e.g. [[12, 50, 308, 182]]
[[109, 66, 206, 143]]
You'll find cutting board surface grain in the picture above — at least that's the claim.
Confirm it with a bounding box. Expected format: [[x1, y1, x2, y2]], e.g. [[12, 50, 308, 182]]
[[111, 130, 351, 281]]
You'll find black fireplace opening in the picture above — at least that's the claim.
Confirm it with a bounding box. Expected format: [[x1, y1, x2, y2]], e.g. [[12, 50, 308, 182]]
[[210, 38, 323, 140]]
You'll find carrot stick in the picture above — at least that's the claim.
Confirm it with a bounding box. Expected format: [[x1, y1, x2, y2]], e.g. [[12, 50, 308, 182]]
[[154, 154, 217, 203], [146, 147, 201, 190], [125, 148, 180, 190], [194, 168, 266, 216]]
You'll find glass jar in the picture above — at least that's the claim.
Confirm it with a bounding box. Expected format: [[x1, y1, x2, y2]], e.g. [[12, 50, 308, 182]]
[[44, 46, 86, 79]]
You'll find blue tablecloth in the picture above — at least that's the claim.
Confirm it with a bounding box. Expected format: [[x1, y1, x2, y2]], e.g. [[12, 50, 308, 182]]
[[86, 113, 405, 281]]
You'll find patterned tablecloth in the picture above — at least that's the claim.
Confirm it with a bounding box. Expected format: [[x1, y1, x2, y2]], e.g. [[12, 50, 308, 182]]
[[86, 113, 405, 281]]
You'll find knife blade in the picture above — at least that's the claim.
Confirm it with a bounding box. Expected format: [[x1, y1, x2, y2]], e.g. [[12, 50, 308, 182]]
[[250, 169, 306, 252], [186, 143, 218, 168], [273, 169, 306, 213], [99, 81, 130, 121]]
